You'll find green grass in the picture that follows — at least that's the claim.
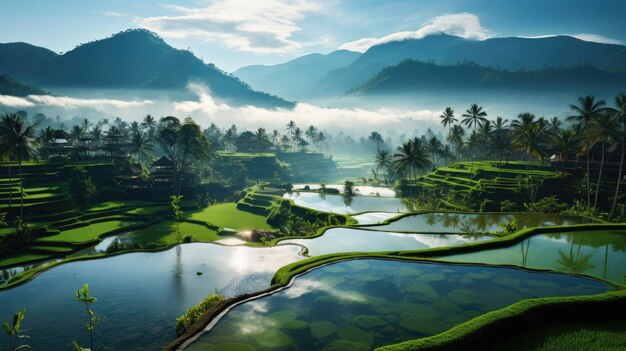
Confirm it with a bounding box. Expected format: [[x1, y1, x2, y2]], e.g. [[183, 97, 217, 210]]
[[0, 253, 53, 267], [125, 221, 220, 245], [85, 200, 161, 212], [125, 206, 169, 215], [37, 220, 135, 244], [187, 203, 275, 231], [491, 319, 626, 351]]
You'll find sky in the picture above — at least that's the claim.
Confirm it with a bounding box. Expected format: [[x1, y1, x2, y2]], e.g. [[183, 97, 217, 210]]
[[1, 0, 625, 72]]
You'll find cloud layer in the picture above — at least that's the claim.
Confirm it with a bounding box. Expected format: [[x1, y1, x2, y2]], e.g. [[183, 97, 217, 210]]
[[339, 13, 491, 52], [174, 83, 440, 135], [0, 94, 153, 109], [137, 0, 320, 54], [520, 33, 623, 45]]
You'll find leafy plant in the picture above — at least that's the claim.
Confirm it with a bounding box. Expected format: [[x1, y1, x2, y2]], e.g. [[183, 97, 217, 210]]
[[2, 308, 30, 351], [75, 284, 98, 351], [175, 294, 225, 336], [170, 195, 184, 243]]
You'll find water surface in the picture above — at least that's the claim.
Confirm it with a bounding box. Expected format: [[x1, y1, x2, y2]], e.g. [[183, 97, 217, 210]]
[[281, 228, 491, 256], [352, 212, 401, 225], [187, 259, 610, 351], [0, 243, 302, 351], [440, 230, 626, 284], [370, 213, 591, 233], [284, 193, 410, 214]]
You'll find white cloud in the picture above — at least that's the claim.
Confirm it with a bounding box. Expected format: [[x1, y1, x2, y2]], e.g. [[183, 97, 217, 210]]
[[339, 13, 491, 52], [136, 0, 321, 54], [0, 95, 35, 108], [0, 94, 153, 109], [173, 83, 440, 135], [520, 33, 622, 45], [101, 11, 126, 17]]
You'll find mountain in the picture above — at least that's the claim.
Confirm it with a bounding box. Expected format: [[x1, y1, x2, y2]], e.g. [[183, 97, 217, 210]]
[[0, 74, 47, 96], [0, 29, 292, 108], [233, 50, 360, 100], [350, 60, 626, 96], [0, 42, 59, 79], [309, 34, 626, 98]]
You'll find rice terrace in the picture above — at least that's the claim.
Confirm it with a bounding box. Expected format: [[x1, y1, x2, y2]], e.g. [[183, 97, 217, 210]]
[[0, 1, 625, 350]]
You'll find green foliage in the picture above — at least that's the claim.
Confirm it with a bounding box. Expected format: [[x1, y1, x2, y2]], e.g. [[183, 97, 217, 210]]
[[76, 283, 98, 351], [500, 199, 519, 212], [524, 196, 568, 214], [170, 195, 184, 243], [182, 234, 194, 243], [2, 308, 30, 351], [495, 219, 519, 236], [67, 166, 97, 206], [175, 294, 225, 336], [105, 238, 162, 253]]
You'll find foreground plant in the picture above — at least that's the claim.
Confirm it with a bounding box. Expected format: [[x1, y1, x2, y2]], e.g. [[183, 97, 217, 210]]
[[2, 308, 30, 351], [170, 195, 184, 243], [75, 284, 98, 351], [175, 294, 225, 336]]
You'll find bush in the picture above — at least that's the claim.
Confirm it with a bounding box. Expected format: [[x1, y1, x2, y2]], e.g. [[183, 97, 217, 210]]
[[175, 294, 225, 336], [182, 234, 194, 243], [524, 195, 568, 214], [500, 199, 518, 212]]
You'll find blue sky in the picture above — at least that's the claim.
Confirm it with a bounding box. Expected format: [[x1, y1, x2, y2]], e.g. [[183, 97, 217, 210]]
[[1, 0, 625, 72]]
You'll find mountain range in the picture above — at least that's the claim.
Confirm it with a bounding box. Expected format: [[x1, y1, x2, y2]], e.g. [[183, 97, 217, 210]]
[[235, 34, 626, 101], [0, 29, 292, 108]]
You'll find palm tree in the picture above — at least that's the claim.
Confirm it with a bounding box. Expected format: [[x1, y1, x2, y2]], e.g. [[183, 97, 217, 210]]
[[253, 128, 269, 150], [141, 114, 157, 134], [90, 125, 103, 145], [589, 111, 620, 208], [305, 126, 318, 151], [610, 93, 626, 218], [70, 125, 83, 141], [548, 117, 561, 134], [81, 118, 92, 132], [550, 128, 580, 163], [493, 116, 509, 132], [286, 120, 296, 136], [292, 127, 304, 152], [447, 124, 465, 158], [0, 114, 39, 218], [315, 132, 327, 153], [439, 107, 457, 140], [426, 136, 443, 167], [375, 149, 392, 177], [461, 104, 487, 170], [567, 95, 607, 208], [130, 131, 154, 164], [510, 118, 547, 204], [271, 130, 280, 149], [393, 139, 431, 181], [368, 131, 384, 151]]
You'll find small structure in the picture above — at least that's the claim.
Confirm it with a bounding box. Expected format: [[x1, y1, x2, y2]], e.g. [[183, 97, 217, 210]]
[[115, 163, 144, 189], [150, 156, 175, 188]]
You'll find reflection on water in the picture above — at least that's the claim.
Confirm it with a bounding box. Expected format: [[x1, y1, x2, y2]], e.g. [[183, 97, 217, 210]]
[[293, 184, 396, 197], [370, 213, 592, 233], [0, 243, 303, 351], [188, 259, 610, 351], [281, 228, 492, 256], [352, 212, 401, 224], [0, 259, 61, 286], [284, 192, 411, 214], [440, 230, 626, 283]]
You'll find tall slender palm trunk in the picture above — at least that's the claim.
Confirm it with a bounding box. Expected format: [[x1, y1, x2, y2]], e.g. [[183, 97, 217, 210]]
[[6, 157, 12, 209], [610, 127, 625, 218], [586, 146, 591, 209], [18, 157, 24, 218], [594, 141, 606, 208]]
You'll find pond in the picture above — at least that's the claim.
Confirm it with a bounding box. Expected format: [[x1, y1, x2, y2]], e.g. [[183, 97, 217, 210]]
[[369, 213, 592, 233], [293, 184, 396, 197], [186, 259, 611, 351], [284, 192, 410, 214], [351, 212, 401, 225], [439, 230, 626, 284], [0, 243, 303, 351], [281, 228, 492, 256]]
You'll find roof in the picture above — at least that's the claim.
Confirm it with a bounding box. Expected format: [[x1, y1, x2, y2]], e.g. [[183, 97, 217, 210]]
[[54, 129, 71, 139], [119, 164, 142, 175], [151, 156, 174, 167]]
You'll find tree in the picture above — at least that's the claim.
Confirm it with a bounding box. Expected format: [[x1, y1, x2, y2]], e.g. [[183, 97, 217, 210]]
[[368, 131, 384, 151], [286, 120, 296, 137], [610, 93, 626, 219], [426, 136, 443, 167], [305, 126, 318, 150], [588, 110, 620, 208], [461, 104, 488, 134], [292, 127, 304, 151], [393, 139, 431, 182], [510, 115, 547, 204], [130, 131, 154, 164], [447, 124, 465, 158], [141, 114, 157, 137], [375, 149, 392, 178], [439, 107, 457, 140], [315, 132, 327, 153], [550, 128, 580, 162], [567, 95, 607, 208], [0, 114, 39, 218]]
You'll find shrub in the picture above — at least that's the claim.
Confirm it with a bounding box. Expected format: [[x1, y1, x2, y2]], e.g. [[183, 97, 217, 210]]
[[500, 199, 518, 212], [175, 294, 225, 336], [525, 195, 568, 214], [182, 234, 194, 243]]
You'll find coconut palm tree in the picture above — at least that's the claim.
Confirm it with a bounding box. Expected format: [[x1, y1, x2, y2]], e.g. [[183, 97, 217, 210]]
[[589, 111, 620, 208], [461, 104, 488, 134], [439, 107, 457, 140], [315, 132, 327, 153], [368, 131, 384, 151], [447, 124, 465, 158], [271, 130, 280, 149], [0, 114, 39, 218], [305, 126, 318, 151], [375, 149, 392, 177], [393, 139, 431, 181], [130, 131, 154, 164], [510, 118, 547, 204], [70, 125, 83, 141], [493, 116, 509, 132], [550, 128, 580, 163], [610, 93, 626, 218], [426, 136, 443, 168], [292, 127, 304, 152], [141, 115, 157, 134], [567, 95, 607, 208], [286, 120, 296, 136]]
